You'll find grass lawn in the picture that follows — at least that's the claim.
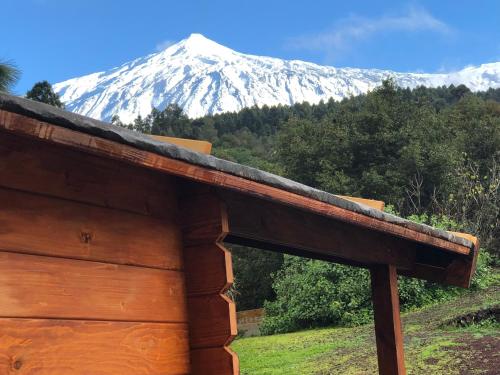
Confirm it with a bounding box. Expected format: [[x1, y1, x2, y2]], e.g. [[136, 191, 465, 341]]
[[232, 284, 499, 374]]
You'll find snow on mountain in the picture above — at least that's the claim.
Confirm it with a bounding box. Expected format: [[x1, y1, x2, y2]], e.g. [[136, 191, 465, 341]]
[[53, 33, 500, 122]]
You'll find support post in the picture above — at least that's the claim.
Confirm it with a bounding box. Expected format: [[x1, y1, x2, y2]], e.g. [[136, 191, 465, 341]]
[[370, 264, 406, 375], [180, 185, 239, 375]]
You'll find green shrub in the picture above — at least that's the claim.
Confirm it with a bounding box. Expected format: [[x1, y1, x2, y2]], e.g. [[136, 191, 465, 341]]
[[261, 213, 493, 335], [260, 257, 372, 335]]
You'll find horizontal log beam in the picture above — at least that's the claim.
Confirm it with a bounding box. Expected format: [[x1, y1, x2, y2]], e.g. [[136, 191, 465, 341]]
[[0, 251, 187, 322], [219, 190, 477, 286], [221, 190, 418, 269], [0, 318, 190, 374], [0, 131, 177, 219]]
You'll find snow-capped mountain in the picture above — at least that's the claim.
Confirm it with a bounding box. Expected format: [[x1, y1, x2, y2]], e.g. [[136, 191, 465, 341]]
[[54, 33, 500, 122]]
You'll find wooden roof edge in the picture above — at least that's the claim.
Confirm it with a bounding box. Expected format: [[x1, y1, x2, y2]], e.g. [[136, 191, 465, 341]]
[[0, 94, 475, 254], [447, 232, 479, 249]]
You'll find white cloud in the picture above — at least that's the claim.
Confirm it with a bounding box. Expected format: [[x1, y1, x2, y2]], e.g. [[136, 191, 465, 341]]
[[156, 40, 175, 51], [287, 6, 453, 60]]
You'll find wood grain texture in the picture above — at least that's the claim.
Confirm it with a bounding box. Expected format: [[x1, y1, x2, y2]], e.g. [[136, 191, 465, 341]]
[[180, 191, 229, 246], [0, 318, 190, 375], [0, 112, 471, 258], [184, 243, 234, 296], [0, 251, 187, 322], [187, 294, 237, 349], [0, 131, 177, 218], [0, 187, 183, 270], [223, 191, 416, 269], [371, 265, 406, 375], [190, 347, 239, 375]]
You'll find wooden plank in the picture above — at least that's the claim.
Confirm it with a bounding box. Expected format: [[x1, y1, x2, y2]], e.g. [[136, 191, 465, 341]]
[[0, 318, 190, 374], [371, 265, 406, 375], [0, 187, 183, 270], [222, 191, 416, 269], [0, 112, 472, 259], [0, 252, 187, 322], [0, 131, 177, 218], [443, 249, 479, 288], [180, 191, 229, 246], [188, 294, 237, 349], [190, 347, 239, 375], [184, 243, 234, 296], [150, 135, 212, 155]]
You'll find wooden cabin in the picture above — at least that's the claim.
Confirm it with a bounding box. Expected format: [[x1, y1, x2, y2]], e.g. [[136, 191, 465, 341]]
[[0, 93, 478, 375]]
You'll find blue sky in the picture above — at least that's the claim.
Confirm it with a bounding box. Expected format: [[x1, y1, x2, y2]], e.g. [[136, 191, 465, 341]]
[[3, 0, 500, 93]]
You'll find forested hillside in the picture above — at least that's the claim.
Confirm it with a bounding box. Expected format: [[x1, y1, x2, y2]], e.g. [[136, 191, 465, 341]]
[[117, 81, 500, 323]]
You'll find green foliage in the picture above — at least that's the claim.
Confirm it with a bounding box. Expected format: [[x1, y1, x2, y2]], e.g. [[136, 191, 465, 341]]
[[276, 81, 500, 256], [261, 257, 372, 334], [0, 60, 20, 93], [277, 80, 460, 210], [230, 246, 284, 310], [26, 80, 64, 108]]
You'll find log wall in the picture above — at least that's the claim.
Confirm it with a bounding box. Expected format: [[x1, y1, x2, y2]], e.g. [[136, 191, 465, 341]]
[[0, 132, 191, 374]]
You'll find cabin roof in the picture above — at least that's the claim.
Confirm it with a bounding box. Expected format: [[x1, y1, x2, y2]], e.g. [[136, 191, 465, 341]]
[[0, 93, 473, 250]]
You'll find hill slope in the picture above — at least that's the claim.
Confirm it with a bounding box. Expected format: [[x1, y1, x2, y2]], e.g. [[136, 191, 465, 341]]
[[53, 34, 500, 122], [233, 284, 499, 374]]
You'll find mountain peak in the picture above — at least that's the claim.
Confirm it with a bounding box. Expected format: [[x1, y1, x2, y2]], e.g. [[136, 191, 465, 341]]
[[169, 33, 233, 56], [185, 33, 212, 43]]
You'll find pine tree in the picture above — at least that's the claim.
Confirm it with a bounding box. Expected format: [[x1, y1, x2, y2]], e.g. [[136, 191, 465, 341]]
[[26, 80, 64, 108]]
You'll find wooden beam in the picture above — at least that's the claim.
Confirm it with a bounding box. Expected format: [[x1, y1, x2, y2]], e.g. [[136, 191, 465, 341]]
[[0, 111, 472, 259], [222, 190, 431, 270], [398, 236, 479, 288], [371, 265, 406, 375], [223, 191, 475, 287], [336, 195, 385, 211], [150, 135, 212, 155], [399, 254, 477, 288], [179, 187, 239, 375], [447, 233, 480, 287]]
